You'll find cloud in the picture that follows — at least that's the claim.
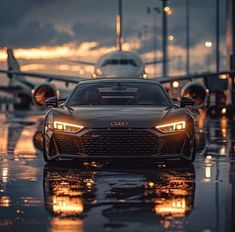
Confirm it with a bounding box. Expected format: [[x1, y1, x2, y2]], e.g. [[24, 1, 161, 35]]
[[0, 21, 72, 48], [0, 0, 227, 50], [0, 0, 55, 29], [0, 0, 227, 75], [72, 22, 115, 44]]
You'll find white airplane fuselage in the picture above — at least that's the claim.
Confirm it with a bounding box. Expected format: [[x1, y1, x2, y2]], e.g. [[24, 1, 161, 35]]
[[93, 50, 146, 78]]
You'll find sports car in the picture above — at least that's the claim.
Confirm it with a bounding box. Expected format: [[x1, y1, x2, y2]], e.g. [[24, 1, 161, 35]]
[[43, 78, 196, 163]]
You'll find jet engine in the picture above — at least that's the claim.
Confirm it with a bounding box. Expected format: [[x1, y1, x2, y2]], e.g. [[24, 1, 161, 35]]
[[181, 82, 207, 109], [33, 84, 57, 107]]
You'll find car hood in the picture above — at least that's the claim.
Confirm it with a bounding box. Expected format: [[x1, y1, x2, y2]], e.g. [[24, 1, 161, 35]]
[[52, 106, 187, 129]]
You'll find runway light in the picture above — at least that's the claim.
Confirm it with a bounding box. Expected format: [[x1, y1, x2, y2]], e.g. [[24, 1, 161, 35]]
[[164, 6, 173, 15], [92, 73, 97, 79], [172, 81, 179, 88], [221, 107, 227, 115], [96, 68, 102, 76], [168, 35, 174, 41], [220, 146, 226, 155], [205, 41, 212, 48], [219, 74, 228, 80], [143, 73, 148, 79], [148, 182, 155, 188], [206, 89, 209, 94]]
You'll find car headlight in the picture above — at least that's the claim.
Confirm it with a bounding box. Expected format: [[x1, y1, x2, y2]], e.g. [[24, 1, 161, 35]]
[[156, 121, 185, 133], [53, 121, 84, 133]]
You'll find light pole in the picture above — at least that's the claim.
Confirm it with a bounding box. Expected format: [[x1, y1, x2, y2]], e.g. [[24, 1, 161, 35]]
[[161, 1, 172, 77], [205, 41, 213, 71], [147, 6, 161, 76], [186, 0, 190, 75], [162, 0, 168, 77], [216, 0, 220, 72]]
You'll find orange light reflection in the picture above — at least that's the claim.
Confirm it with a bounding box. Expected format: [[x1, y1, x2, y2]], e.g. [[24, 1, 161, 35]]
[[52, 196, 84, 216], [14, 126, 37, 157], [50, 218, 83, 232], [155, 198, 187, 217], [0, 196, 11, 207]]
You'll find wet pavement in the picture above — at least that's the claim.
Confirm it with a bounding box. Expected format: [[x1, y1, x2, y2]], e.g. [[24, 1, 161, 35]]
[[0, 111, 234, 232]]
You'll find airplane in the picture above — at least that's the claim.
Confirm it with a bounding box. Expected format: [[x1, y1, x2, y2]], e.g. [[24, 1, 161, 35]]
[[0, 0, 166, 108], [67, 0, 166, 79], [0, 0, 230, 109]]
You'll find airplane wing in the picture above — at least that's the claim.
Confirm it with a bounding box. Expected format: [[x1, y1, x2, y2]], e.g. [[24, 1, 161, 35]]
[[0, 86, 22, 92], [0, 69, 90, 84], [144, 59, 170, 65], [65, 59, 95, 66], [0, 69, 232, 85], [155, 70, 231, 84]]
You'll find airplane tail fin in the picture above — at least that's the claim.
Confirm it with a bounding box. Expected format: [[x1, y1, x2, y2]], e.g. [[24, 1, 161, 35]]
[[116, 0, 123, 51], [7, 48, 20, 72], [6, 48, 26, 81]]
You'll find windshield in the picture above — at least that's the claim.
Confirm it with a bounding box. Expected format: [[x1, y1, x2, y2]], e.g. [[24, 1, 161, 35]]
[[66, 82, 171, 106]]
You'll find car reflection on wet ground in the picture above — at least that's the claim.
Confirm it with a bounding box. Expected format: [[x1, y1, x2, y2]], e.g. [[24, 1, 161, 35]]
[[0, 112, 234, 232]]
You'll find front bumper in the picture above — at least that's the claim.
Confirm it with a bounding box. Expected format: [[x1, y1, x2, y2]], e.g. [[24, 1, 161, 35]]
[[46, 128, 189, 160]]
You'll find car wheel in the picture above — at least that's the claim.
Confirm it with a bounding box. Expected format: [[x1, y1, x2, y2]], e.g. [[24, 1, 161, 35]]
[[181, 136, 196, 163]]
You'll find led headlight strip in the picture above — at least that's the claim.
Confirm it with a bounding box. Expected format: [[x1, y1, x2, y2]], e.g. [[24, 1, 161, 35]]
[[53, 121, 84, 133], [156, 121, 186, 133]]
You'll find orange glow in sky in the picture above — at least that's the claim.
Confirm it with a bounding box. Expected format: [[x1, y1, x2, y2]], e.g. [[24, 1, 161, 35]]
[[0, 39, 217, 77], [0, 42, 115, 62]]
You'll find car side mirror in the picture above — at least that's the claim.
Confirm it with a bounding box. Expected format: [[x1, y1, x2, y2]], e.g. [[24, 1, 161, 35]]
[[180, 97, 195, 107], [45, 97, 58, 108], [57, 98, 67, 107]]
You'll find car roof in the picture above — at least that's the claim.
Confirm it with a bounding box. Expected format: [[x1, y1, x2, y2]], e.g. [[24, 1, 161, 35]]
[[79, 77, 161, 85]]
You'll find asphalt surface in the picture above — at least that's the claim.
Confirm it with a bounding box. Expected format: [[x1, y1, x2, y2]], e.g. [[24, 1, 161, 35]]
[[0, 111, 234, 232]]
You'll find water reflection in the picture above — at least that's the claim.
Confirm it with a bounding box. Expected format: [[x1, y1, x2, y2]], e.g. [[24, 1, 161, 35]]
[[43, 162, 195, 231], [50, 218, 84, 232], [0, 114, 43, 158], [1, 110, 234, 231]]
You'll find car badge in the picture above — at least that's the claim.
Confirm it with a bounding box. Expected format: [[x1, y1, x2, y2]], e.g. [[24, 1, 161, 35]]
[[110, 121, 129, 127]]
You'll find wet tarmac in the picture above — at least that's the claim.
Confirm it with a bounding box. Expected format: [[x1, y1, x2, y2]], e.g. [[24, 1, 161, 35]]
[[0, 111, 234, 232]]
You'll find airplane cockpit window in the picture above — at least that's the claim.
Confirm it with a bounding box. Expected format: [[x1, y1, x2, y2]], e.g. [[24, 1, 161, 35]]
[[129, 59, 137, 67], [120, 59, 128, 65], [101, 59, 138, 67], [110, 59, 119, 65], [101, 60, 110, 67]]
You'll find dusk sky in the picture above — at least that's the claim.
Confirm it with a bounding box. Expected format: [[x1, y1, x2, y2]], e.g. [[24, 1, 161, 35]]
[[0, 0, 227, 80]]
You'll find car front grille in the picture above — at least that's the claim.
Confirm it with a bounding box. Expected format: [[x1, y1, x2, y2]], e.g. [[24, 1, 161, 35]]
[[82, 129, 158, 156], [52, 130, 186, 158]]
